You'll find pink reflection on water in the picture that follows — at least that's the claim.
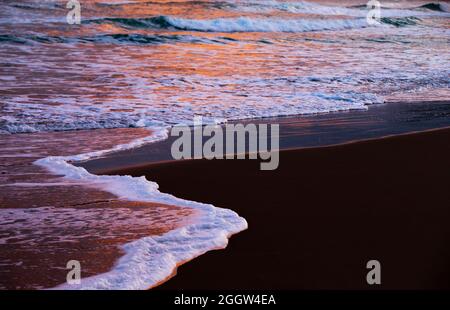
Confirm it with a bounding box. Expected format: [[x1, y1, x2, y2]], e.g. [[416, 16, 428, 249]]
[[0, 128, 197, 289]]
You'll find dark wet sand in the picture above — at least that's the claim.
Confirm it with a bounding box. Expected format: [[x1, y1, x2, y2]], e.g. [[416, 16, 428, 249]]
[[107, 127, 450, 290], [81, 101, 450, 174]]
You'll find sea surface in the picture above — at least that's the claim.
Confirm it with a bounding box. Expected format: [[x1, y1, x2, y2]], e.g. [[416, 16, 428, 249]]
[[0, 0, 449, 289]]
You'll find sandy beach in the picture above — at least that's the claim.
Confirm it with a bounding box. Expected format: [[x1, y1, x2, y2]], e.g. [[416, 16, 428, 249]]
[[106, 127, 450, 290]]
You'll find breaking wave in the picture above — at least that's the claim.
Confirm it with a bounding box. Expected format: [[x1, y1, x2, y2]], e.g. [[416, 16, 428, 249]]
[[87, 10, 444, 33], [91, 15, 371, 33]]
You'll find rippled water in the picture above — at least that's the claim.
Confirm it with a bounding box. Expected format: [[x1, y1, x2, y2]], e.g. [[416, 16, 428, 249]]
[[1, 0, 449, 132]]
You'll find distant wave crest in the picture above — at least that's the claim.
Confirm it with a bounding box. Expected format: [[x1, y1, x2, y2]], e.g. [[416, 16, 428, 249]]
[[237, 0, 450, 17], [380, 16, 421, 27], [91, 15, 370, 33], [420, 3, 450, 13], [88, 14, 431, 33]]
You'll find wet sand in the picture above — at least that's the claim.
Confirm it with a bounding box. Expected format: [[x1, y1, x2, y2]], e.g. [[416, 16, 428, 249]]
[[3, 101, 448, 290], [108, 127, 450, 290], [0, 128, 196, 289], [81, 101, 450, 174]]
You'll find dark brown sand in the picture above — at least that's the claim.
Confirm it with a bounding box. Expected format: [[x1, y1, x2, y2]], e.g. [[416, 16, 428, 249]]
[[82, 101, 450, 174], [108, 128, 450, 290]]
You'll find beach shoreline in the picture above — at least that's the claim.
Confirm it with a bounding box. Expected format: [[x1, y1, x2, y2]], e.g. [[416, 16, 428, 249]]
[[1, 102, 449, 290], [2, 0, 450, 294], [103, 127, 450, 290], [80, 100, 450, 175], [74, 100, 450, 290]]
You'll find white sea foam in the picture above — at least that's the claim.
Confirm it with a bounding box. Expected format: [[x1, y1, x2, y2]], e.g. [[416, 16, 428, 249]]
[[1, 88, 386, 134], [237, 0, 365, 16], [32, 127, 247, 290]]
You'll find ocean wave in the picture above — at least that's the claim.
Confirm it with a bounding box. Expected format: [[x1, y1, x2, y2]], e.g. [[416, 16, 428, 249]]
[[420, 3, 450, 13], [380, 16, 421, 27], [3, 67, 449, 135], [249, 0, 367, 16], [0, 89, 383, 134], [88, 12, 441, 33], [0, 33, 220, 45], [236, 1, 450, 17], [91, 15, 371, 33], [87, 16, 171, 29]]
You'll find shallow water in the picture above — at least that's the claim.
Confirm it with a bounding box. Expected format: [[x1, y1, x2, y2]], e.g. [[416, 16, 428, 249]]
[[0, 128, 199, 289], [1, 0, 449, 132]]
